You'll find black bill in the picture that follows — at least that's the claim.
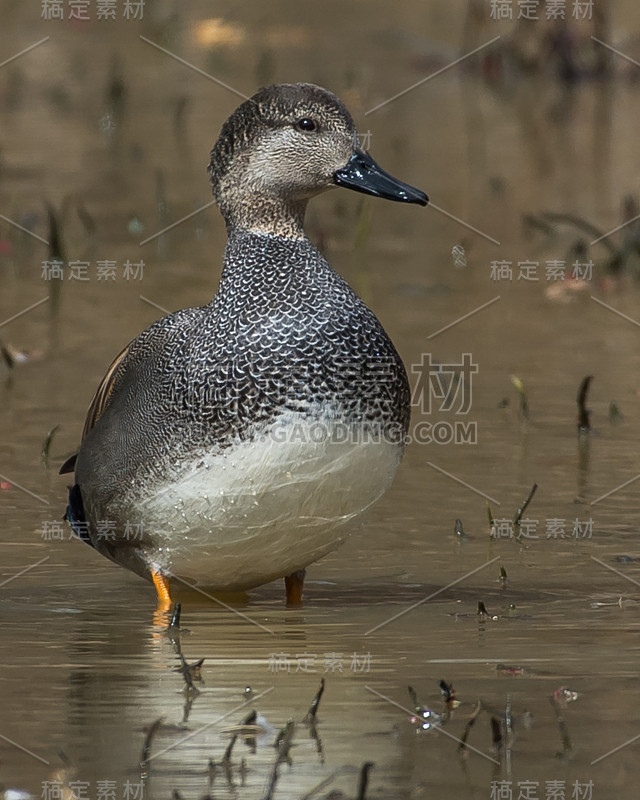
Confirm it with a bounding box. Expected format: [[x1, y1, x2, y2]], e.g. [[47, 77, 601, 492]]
[[333, 150, 428, 206]]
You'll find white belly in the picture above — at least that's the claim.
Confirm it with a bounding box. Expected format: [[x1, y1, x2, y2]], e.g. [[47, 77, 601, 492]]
[[132, 414, 404, 590]]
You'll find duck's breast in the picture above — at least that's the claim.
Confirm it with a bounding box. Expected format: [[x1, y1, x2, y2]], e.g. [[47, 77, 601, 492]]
[[131, 409, 405, 589]]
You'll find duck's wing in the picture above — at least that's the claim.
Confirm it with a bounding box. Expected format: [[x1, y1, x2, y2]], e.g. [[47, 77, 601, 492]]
[[59, 341, 132, 475], [80, 341, 132, 440]]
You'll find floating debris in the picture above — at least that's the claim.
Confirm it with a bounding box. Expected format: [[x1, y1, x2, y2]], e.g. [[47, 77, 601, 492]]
[[356, 761, 374, 800], [513, 483, 538, 528], [2, 790, 33, 800], [46, 753, 80, 800], [457, 700, 482, 758], [549, 694, 574, 760], [553, 687, 579, 706], [537, 212, 617, 254], [127, 216, 144, 236], [577, 375, 593, 432], [168, 602, 181, 630], [182, 685, 200, 726], [263, 720, 296, 800], [532, 200, 640, 280], [223, 710, 273, 749], [510, 375, 529, 420], [47, 203, 65, 262], [273, 719, 295, 756], [544, 271, 591, 303], [438, 680, 454, 703], [46, 203, 65, 315], [407, 684, 422, 715], [609, 401, 623, 424], [490, 716, 502, 751], [175, 653, 201, 695], [408, 686, 442, 731], [499, 565, 508, 589], [453, 602, 529, 621], [187, 657, 204, 681], [304, 678, 325, 724], [222, 711, 256, 772], [0, 339, 15, 369], [207, 757, 216, 788], [496, 663, 527, 677], [590, 594, 637, 609], [477, 601, 497, 620], [173, 656, 204, 684], [42, 425, 61, 466], [224, 709, 257, 741], [164, 602, 192, 664], [139, 716, 164, 774], [439, 680, 460, 710], [0, 345, 41, 383]]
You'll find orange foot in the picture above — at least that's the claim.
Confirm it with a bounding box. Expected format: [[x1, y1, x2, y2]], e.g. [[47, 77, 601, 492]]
[[284, 568, 306, 607], [151, 569, 172, 611]]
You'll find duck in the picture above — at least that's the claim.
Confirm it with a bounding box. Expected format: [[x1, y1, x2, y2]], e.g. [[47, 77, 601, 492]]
[[60, 83, 427, 607]]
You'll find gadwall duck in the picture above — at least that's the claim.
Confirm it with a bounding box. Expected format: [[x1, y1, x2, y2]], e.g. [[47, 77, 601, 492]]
[[60, 83, 427, 606]]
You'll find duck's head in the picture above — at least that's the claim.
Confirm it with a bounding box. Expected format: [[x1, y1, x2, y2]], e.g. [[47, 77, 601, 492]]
[[208, 83, 427, 237]]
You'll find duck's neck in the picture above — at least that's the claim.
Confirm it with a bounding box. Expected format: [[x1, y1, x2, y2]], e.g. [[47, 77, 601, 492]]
[[215, 225, 327, 302], [221, 195, 309, 240]]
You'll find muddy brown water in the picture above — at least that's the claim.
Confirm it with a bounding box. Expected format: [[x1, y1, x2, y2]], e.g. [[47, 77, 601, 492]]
[[2, 2, 640, 798]]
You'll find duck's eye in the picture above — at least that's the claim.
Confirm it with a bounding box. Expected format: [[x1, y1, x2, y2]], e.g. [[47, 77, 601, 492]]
[[295, 117, 317, 132]]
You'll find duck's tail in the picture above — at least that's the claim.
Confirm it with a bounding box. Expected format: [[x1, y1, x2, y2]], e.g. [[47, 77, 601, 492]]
[[64, 484, 94, 547]]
